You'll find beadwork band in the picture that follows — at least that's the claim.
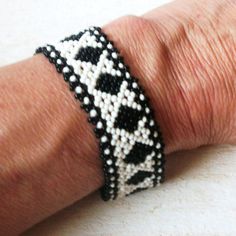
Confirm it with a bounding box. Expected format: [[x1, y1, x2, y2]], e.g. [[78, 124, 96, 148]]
[[36, 26, 165, 201]]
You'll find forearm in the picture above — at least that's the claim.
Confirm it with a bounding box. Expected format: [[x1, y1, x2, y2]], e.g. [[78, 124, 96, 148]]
[[0, 55, 103, 234], [0, 1, 236, 234], [0, 21, 182, 234]]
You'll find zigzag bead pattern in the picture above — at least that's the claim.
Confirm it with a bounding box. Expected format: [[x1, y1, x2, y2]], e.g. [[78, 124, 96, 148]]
[[36, 27, 165, 201]]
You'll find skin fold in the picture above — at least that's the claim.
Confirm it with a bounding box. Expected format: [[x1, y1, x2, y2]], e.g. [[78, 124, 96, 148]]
[[0, 0, 235, 234]]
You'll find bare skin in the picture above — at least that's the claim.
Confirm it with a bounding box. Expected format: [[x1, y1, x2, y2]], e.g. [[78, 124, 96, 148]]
[[0, 0, 235, 234]]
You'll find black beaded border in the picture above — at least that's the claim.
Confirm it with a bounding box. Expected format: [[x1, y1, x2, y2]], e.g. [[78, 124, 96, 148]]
[[36, 27, 165, 201]]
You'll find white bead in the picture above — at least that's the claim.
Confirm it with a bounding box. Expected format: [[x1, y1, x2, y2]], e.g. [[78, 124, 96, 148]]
[[116, 70, 121, 76], [46, 46, 51, 51], [134, 130, 140, 136], [57, 59, 62, 64], [140, 94, 145, 101], [132, 82, 138, 88], [137, 105, 142, 111], [94, 30, 99, 35], [75, 86, 82, 94], [130, 91, 135, 98], [145, 107, 150, 113], [90, 109, 97, 117], [125, 72, 130, 78], [112, 52, 117, 59], [97, 121, 103, 129], [107, 120, 113, 128], [142, 133, 148, 139], [143, 117, 147, 122], [122, 80, 128, 87], [121, 136, 127, 142], [97, 42, 102, 48], [156, 142, 161, 149], [150, 120, 154, 126], [104, 148, 110, 155], [102, 67, 106, 73], [122, 99, 127, 106], [110, 95, 116, 102], [101, 92, 107, 99], [69, 75, 77, 82], [107, 43, 112, 49], [120, 129, 126, 136], [158, 168, 163, 173], [107, 159, 113, 165], [50, 51, 56, 58], [63, 67, 69, 73], [109, 168, 114, 173], [100, 36, 105, 42], [138, 120, 144, 127], [83, 97, 90, 105], [130, 139, 135, 145], [111, 69, 116, 76], [124, 90, 130, 97], [157, 153, 162, 159], [101, 136, 107, 142], [132, 103, 137, 109], [118, 63, 124, 68]]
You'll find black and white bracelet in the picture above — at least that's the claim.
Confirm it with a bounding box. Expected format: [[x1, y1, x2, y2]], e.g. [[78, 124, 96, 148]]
[[36, 26, 165, 201]]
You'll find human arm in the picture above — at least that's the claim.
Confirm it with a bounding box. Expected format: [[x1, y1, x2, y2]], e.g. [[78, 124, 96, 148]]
[[0, 0, 236, 234]]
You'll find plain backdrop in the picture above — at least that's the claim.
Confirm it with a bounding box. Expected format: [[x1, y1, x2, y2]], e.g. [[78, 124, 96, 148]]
[[0, 1, 236, 235]]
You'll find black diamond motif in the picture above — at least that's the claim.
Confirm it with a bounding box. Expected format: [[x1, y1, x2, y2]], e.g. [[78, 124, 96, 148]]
[[95, 73, 123, 95], [74, 46, 103, 65], [126, 171, 152, 185], [124, 142, 152, 164], [114, 106, 144, 133]]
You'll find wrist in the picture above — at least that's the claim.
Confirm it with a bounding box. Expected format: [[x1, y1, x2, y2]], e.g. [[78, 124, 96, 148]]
[[103, 15, 200, 153], [103, 12, 236, 153]]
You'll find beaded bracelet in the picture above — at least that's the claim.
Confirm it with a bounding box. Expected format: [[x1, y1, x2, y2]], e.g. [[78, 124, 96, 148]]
[[36, 26, 165, 201]]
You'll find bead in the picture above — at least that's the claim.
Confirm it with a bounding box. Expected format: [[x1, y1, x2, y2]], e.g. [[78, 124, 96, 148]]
[[101, 136, 107, 142], [46, 46, 51, 51], [63, 67, 70, 73], [140, 94, 145, 101], [57, 59, 62, 64], [125, 72, 130, 79], [118, 63, 124, 68], [69, 75, 77, 82], [90, 109, 97, 117], [145, 107, 150, 114], [97, 121, 103, 129], [75, 86, 82, 94], [50, 51, 56, 58], [132, 82, 138, 88], [107, 43, 112, 49], [83, 97, 90, 105], [150, 120, 154, 126], [36, 27, 165, 201], [107, 159, 113, 165], [104, 149, 110, 155]]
